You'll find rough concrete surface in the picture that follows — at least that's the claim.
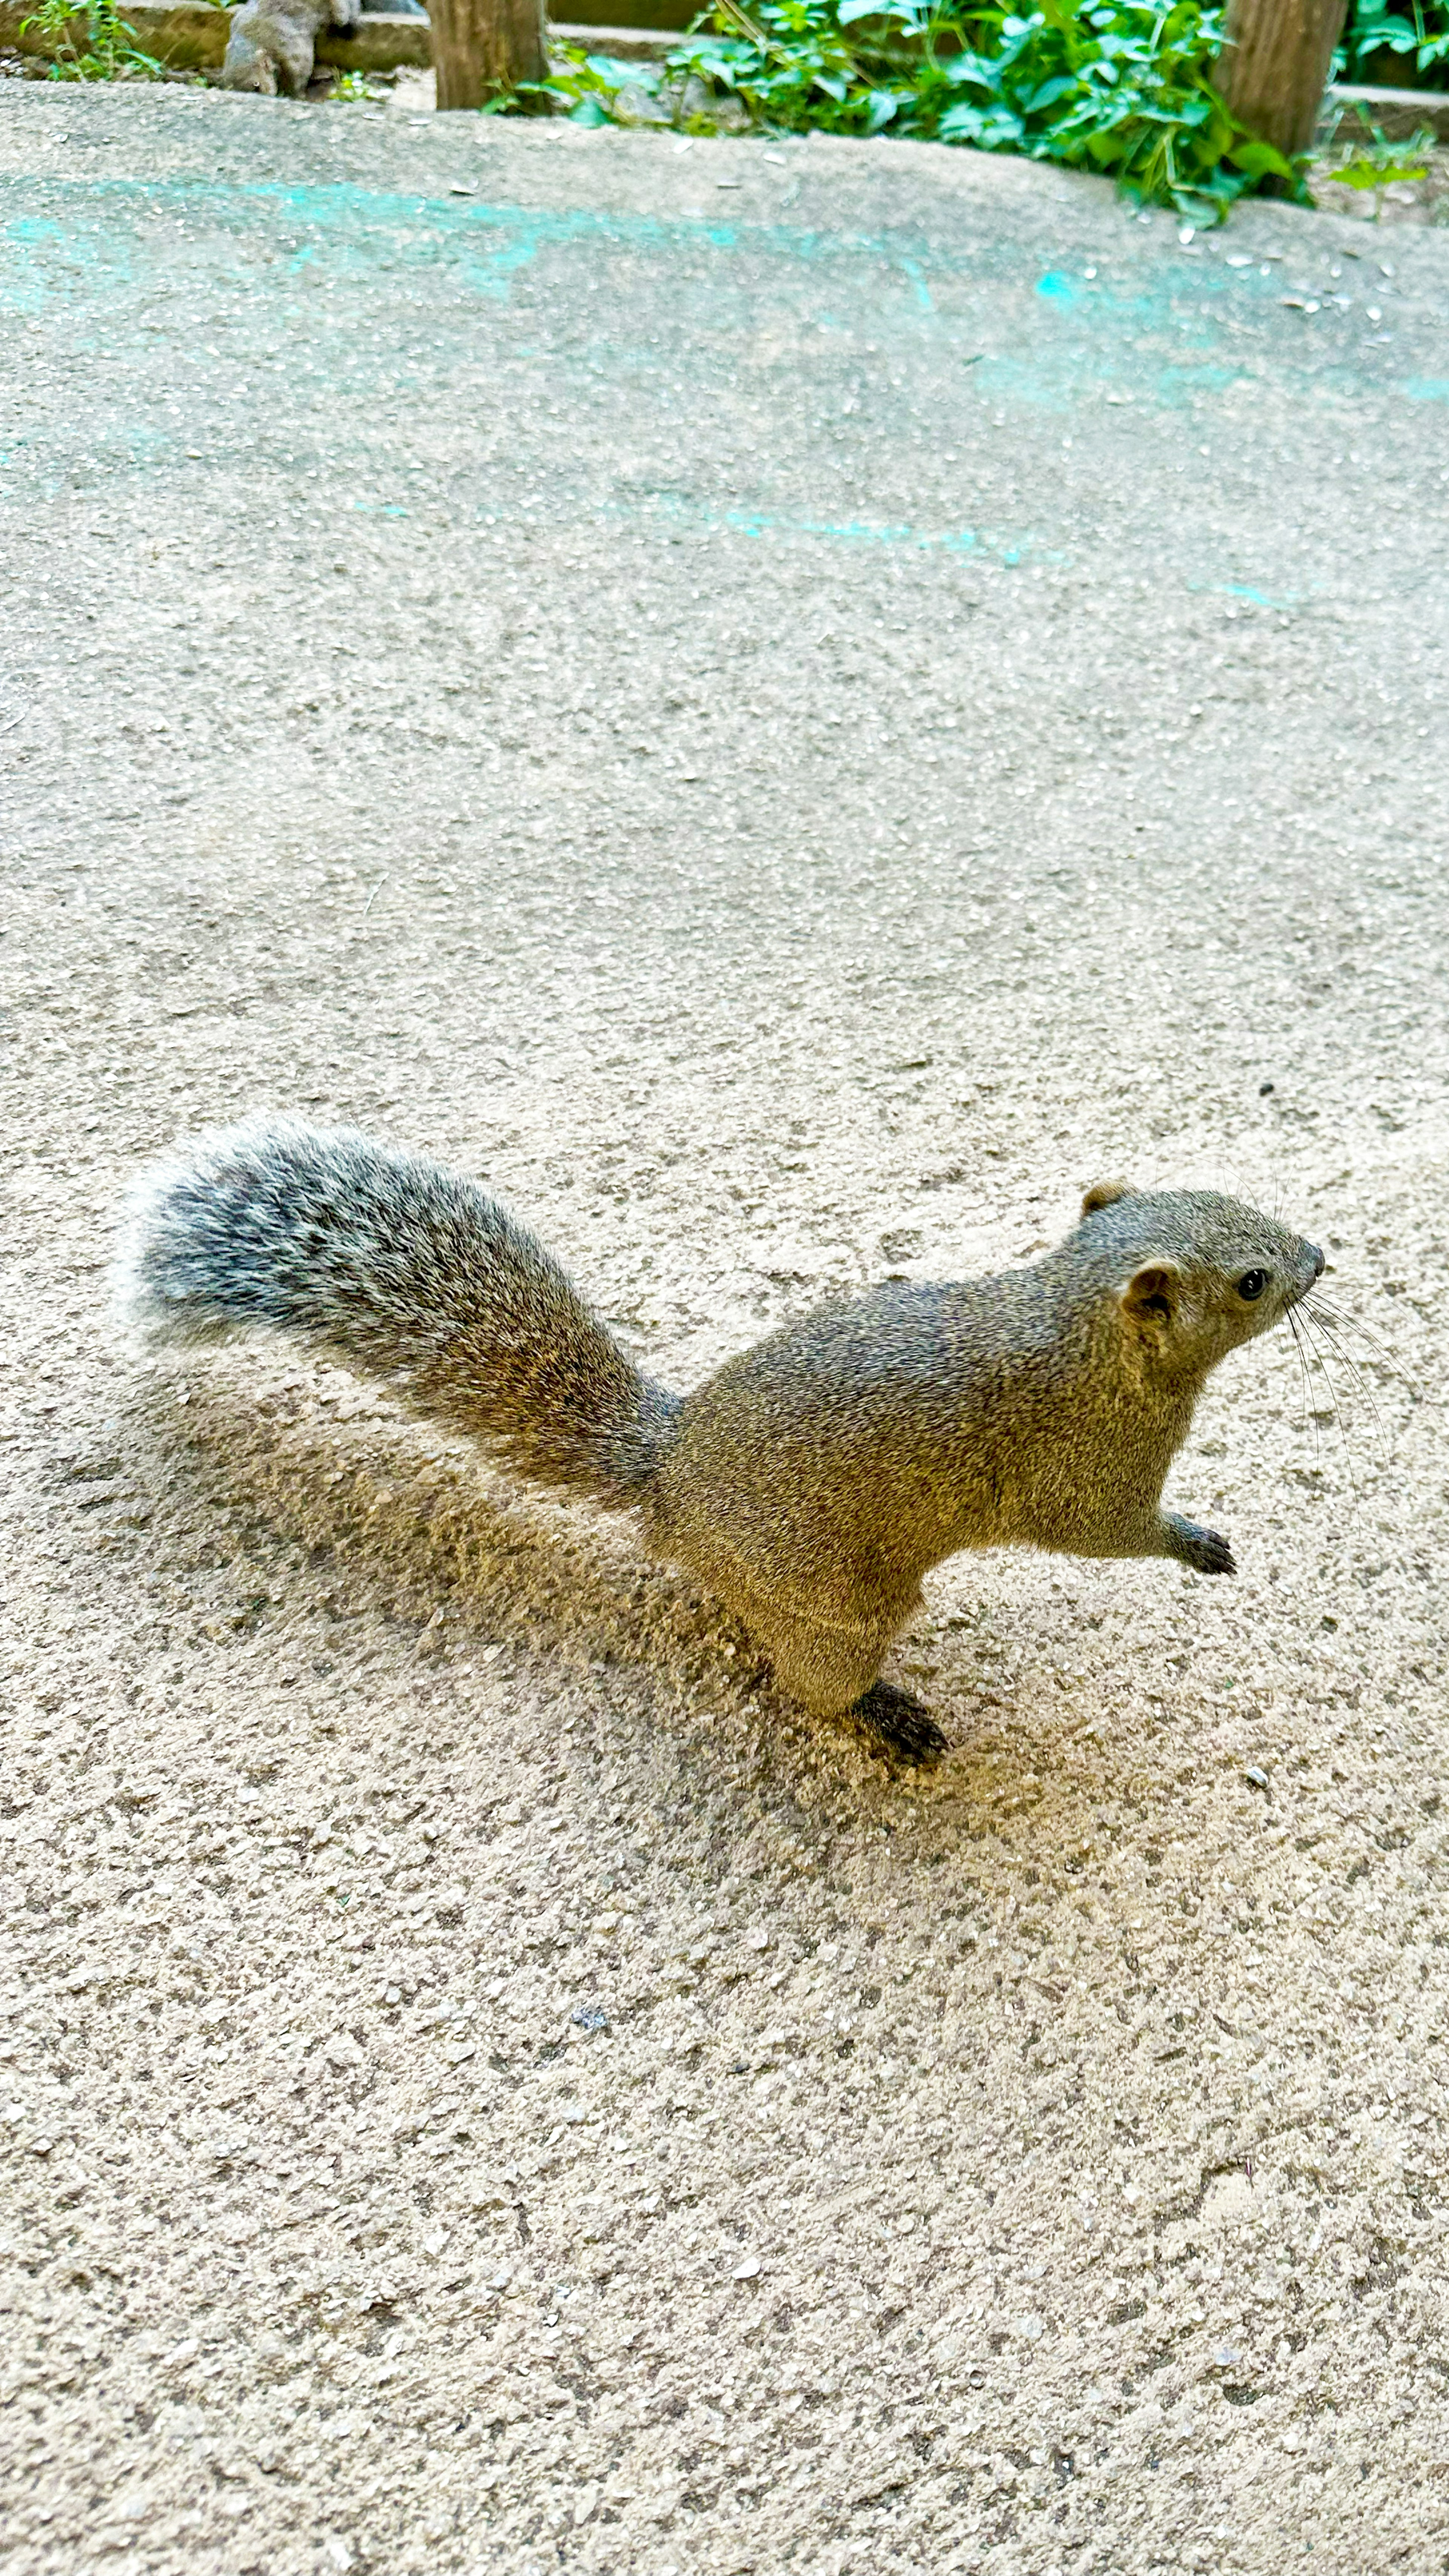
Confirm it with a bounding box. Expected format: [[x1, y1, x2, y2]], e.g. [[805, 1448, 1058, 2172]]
[[3, 82, 1449, 2576]]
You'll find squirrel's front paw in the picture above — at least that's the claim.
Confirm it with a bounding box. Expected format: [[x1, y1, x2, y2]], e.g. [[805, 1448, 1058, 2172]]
[[851, 1681, 948, 1766], [1171, 1517, 1236, 1576]]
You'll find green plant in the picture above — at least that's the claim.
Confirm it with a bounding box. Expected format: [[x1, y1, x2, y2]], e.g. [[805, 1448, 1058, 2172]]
[[20, 0, 163, 77], [1340, 0, 1449, 85], [1329, 137, 1432, 181], [545, 48, 672, 123], [331, 66, 383, 98], [546, 0, 1301, 215], [1319, 116, 1433, 205]]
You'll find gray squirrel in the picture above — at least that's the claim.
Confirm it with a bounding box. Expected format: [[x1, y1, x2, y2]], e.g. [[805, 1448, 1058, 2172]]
[[220, 0, 425, 98], [116, 1121, 1324, 1762]]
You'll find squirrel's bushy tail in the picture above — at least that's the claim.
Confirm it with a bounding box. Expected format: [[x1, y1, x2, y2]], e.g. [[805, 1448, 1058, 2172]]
[[115, 1120, 677, 1507]]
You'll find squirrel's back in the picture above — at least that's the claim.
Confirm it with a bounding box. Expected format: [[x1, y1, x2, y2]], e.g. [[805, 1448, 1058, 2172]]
[[115, 1120, 677, 1506]]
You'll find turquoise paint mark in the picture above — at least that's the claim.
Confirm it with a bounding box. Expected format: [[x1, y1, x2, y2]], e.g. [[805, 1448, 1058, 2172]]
[[0, 177, 944, 327], [723, 508, 974, 549], [1187, 580, 1305, 611], [463, 231, 549, 300], [2, 214, 65, 311], [970, 357, 1075, 416], [598, 486, 1060, 564], [351, 500, 409, 518], [6, 175, 1442, 441]]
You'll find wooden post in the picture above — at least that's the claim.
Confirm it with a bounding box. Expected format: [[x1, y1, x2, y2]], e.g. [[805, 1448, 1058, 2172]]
[[1214, 0, 1349, 158], [428, 0, 546, 107]]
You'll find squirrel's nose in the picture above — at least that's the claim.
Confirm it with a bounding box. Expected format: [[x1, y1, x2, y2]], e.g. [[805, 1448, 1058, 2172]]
[[1306, 1244, 1325, 1278]]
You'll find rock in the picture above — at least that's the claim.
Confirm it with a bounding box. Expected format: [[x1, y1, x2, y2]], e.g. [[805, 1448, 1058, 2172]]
[[612, 85, 672, 128]]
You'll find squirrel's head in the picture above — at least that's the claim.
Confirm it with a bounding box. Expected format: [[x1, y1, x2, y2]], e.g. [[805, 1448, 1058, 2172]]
[[1075, 1182, 1325, 1375]]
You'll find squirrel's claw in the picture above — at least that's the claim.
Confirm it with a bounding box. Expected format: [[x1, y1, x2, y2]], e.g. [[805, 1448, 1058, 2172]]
[[1172, 1518, 1237, 1576], [851, 1681, 948, 1766]]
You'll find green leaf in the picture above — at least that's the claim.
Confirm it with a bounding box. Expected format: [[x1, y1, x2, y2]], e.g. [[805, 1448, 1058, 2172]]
[[1226, 134, 1294, 178], [585, 50, 655, 79], [1021, 71, 1078, 108], [1330, 151, 1428, 186]]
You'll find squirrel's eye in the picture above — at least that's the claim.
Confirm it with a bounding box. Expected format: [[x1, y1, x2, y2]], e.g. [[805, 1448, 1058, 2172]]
[[1237, 1269, 1269, 1303]]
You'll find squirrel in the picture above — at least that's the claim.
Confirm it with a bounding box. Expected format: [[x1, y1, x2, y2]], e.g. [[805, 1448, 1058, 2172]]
[[220, 0, 356, 98], [219, 0, 422, 100], [115, 1121, 1324, 1764]]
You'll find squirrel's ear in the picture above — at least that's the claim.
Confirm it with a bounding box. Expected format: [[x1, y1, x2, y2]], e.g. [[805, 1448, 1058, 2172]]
[[1121, 1262, 1181, 1329], [1082, 1180, 1134, 1218]]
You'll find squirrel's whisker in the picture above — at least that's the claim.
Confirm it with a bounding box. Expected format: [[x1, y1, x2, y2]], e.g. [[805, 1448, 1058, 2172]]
[[1295, 1309, 1362, 1509], [1302, 1297, 1400, 1416], [1304, 1296, 1415, 1396], [1300, 1307, 1385, 1441], [1285, 1307, 1318, 1461]]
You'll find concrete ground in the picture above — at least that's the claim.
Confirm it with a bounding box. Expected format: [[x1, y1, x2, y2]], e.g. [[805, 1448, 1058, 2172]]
[[3, 79, 1449, 2576]]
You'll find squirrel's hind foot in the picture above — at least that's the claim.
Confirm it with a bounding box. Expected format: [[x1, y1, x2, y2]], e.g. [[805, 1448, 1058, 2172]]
[[851, 1681, 947, 1767], [1165, 1514, 1237, 1576]]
